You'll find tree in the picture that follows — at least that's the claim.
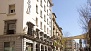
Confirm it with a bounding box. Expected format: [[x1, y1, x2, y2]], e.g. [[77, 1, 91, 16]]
[[79, 0, 91, 33], [61, 38, 67, 49], [78, 0, 91, 50]]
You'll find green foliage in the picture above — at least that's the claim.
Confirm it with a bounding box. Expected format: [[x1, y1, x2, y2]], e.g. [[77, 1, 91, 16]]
[[54, 39, 61, 46], [61, 38, 67, 48]]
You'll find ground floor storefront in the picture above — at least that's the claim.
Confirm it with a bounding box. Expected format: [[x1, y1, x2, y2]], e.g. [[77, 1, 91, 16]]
[[0, 35, 55, 51]]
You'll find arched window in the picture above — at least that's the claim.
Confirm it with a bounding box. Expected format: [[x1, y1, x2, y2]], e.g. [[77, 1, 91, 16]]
[[41, 45, 44, 51], [36, 44, 40, 51]]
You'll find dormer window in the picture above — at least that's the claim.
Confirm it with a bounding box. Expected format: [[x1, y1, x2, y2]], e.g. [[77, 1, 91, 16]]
[[9, 4, 15, 14]]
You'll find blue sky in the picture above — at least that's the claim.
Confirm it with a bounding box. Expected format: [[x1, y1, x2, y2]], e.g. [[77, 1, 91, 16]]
[[52, 0, 87, 37]]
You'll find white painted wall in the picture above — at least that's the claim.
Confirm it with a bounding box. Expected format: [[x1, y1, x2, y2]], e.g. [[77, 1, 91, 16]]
[[0, 0, 52, 36], [23, 0, 52, 36]]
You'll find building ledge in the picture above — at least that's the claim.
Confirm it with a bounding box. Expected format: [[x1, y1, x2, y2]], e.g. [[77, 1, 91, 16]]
[[0, 34, 54, 46], [7, 13, 16, 16]]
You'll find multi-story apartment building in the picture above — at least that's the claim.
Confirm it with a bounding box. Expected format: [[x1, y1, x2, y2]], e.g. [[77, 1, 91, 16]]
[[51, 13, 63, 51], [0, 0, 53, 51], [65, 40, 77, 51]]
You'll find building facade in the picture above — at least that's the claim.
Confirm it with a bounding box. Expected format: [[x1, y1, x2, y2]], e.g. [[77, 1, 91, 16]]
[[51, 13, 63, 51], [0, 0, 54, 51], [65, 40, 77, 51], [75, 43, 80, 51], [88, 19, 91, 50]]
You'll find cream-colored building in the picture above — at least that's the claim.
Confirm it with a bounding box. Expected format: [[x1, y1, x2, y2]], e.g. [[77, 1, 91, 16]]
[[51, 13, 63, 51], [65, 40, 77, 51], [0, 0, 53, 51]]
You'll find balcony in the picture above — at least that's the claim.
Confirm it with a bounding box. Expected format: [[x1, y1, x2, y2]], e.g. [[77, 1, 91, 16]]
[[39, 31, 44, 43], [23, 34, 34, 40], [40, 31, 44, 38], [51, 35, 58, 40], [44, 34, 47, 42], [27, 22, 35, 35], [40, 37, 43, 42], [35, 29, 40, 39], [49, 40, 53, 46]]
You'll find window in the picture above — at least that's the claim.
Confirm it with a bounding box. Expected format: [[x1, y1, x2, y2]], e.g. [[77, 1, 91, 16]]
[[49, 21, 51, 27], [44, 25, 46, 32], [40, 11, 42, 18], [47, 10, 48, 15], [9, 4, 15, 14], [44, 0, 46, 3], [47, 1, 48, 6], [40, 22, 42, 29], [44, 15, 46, 22], [36, 44, 40, 51], [47, 19, 48, 24], [37, 0, 38, 2], [48, 47, 51, 51], [40, 0, 42, 7], [26, 43, 33, 51], [56, 46, 58, 50], [36, 5, 38, 14], [41, 45, 44, 51], [4, 41, 15, 51], [4, 20, 16, 34], [36, 29, 39, 38], [45, 46, 47, 51], [47, 28, 48, 34], [49, 13, 51, 19], [36, 18, 38, 26], [44, 5, 46, 12]]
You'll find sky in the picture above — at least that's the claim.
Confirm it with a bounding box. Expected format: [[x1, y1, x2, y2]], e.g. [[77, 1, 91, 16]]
[[52, 0, 87, 37]]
